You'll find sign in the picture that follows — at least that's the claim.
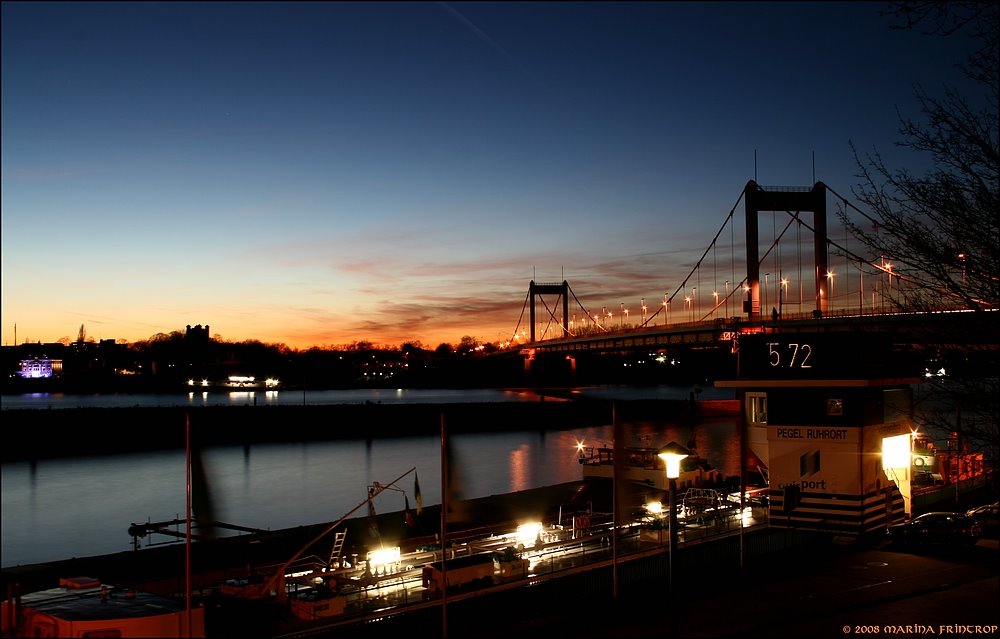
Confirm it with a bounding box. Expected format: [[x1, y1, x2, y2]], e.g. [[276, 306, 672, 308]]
[[737, 332, 893, 380], [768, 425, 862, 494]]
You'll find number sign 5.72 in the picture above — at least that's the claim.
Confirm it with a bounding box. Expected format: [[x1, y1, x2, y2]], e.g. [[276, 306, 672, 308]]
[[767, 342, 813, 369]]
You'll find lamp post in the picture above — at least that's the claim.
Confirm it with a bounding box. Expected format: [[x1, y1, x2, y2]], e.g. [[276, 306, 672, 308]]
[[659, 441, 689, 637], [826, 271, 834, 314], [779, 278, 788, 319], [658, 442, 690, 595]]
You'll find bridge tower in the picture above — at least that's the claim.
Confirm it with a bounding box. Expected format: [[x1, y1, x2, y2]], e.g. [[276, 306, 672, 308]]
[[743, 181, 829, 322], [528, 280, 569, 343]]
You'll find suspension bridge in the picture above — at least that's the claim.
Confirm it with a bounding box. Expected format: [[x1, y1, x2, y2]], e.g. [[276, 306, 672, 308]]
[[504, 179, 992, 358]]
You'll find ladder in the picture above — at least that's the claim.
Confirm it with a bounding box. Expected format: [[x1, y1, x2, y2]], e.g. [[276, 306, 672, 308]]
[[327, 531, 347, 569]]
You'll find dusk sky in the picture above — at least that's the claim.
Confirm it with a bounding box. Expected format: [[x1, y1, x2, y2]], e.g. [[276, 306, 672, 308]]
[[1, 2, 977, 350]]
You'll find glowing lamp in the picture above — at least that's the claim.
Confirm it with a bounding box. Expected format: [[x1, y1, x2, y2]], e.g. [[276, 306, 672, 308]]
[[367, 547, 400, 572], [658, 441, 691, 480], [515, 521, 543, 547], [882, 434, 911, 469]]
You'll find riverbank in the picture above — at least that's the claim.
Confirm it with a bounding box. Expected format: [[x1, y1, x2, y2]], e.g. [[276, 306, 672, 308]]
[[1, 398, 738, 462]]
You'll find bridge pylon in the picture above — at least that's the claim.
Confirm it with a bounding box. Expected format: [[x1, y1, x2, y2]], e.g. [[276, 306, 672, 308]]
[[528, 280, 569, 343], [743, 181, 829, 322]]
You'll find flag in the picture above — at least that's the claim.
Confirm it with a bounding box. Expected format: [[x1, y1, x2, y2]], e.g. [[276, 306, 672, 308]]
[[404, 495, 416, 528], [414, 472, 423, 515], [367, 487, 380, 540]]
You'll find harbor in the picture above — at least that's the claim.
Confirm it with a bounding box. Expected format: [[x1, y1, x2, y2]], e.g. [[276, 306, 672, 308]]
[[3, 368, 996, 636], [1, 475, 773, 637], [3, 475, 995, 638]]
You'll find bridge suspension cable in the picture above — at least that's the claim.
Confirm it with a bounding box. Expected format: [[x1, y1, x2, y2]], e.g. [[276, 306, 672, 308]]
[[643, 186, 748, 326], [509, 179, 987, 346], [508, 288, 532, 344], [567, 283, 610, 333]]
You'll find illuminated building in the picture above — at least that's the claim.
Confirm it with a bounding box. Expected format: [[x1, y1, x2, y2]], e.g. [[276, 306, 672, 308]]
[[716, 331, 919, 538], [18, 357, 62, 379]]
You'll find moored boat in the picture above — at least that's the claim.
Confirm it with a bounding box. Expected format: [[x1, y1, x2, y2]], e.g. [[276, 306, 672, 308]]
[[577, 441, 723, 490]]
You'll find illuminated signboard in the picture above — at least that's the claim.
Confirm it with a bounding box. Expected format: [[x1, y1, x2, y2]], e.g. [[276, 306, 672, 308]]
[[736, 333, 894, 380]]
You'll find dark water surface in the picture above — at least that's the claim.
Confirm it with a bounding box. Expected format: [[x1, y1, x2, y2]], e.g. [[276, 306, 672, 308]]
[[2, 385, 737, 567]]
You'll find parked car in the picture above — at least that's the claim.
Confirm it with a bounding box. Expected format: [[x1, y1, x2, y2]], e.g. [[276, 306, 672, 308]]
[[887, 512, 982, 547], [966, 502, 999, 535]]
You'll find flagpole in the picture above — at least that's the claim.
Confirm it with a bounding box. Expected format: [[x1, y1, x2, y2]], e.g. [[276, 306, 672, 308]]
[[185, 413, 192, 638], [439, 410, 448, 638], [612, 401, 620, 602]]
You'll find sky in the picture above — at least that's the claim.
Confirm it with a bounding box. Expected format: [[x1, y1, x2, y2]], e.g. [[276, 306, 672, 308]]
[[1, 1, 980, 350]]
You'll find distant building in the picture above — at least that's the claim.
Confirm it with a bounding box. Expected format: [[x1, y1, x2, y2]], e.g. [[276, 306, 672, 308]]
[[185, 324, 210, 344], [18, 358, 62, 379]]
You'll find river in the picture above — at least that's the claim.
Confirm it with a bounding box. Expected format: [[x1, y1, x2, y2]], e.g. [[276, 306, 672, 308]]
[[1, 385, 737, 567]]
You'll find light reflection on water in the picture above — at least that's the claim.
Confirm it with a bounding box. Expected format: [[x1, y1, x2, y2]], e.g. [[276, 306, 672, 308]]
[[1, 386, 737, 567], [0, 385, 731, 410]]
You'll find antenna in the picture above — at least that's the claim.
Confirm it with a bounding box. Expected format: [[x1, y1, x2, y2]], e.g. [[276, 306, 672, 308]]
[[812, 151, 816, 184], [754, 150, 757, 182]]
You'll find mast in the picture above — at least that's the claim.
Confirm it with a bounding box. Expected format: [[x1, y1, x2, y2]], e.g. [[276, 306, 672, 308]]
[[440, 410, 449, 638], [261, 466, 417, 595], [185, 413, 192, 638]]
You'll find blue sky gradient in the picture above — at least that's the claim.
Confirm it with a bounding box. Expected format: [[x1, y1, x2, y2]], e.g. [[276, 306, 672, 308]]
[[1, 2, 977, 348]]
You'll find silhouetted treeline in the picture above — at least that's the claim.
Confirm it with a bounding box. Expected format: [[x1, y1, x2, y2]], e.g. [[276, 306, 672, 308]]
[[1, 329, 730, 394]]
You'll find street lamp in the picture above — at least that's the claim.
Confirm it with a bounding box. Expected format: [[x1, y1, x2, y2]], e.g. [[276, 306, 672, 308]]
[[658, 441, 690, 601], [779, 278, 788, 319], [826, 271, 834, 313], [712, 291, 719, 319]]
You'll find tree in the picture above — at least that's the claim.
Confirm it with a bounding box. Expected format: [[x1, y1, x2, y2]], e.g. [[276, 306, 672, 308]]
[[840, 1, 999, 463], [457, 335, 480, 354], [435, 342, 454, 356]]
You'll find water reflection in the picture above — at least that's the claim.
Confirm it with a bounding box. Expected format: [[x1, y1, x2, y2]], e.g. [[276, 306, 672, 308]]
[[1, 405, 739, 567]]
